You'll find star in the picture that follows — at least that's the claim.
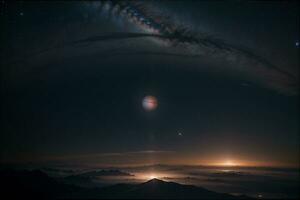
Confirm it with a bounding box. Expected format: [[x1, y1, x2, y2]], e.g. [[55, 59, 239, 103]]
[[178, 132, 183, 136]]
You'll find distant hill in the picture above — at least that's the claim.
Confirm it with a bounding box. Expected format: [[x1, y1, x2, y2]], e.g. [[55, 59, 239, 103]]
[[62, 169, 134, 188], [63, 174, 100, 188], [0, 169, 253, 199], [78, 169, 134, 177]]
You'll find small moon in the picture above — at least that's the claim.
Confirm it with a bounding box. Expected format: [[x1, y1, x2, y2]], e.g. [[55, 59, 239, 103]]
[[142, 95, 158, 111]]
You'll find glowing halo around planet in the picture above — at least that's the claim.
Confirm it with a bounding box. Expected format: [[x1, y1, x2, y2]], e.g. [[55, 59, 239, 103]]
[[142, 96, 158, 111], [148, 174, 158, 179]]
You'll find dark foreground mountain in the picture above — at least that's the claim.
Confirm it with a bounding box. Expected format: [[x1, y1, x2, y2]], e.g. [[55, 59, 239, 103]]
[[0, 169, 80, 199], [87, 178, 252, 199], [0, 169, 252, 199]]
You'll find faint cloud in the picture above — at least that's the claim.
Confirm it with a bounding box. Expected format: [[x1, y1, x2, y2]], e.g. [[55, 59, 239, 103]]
[[45, 150, 175, 161]]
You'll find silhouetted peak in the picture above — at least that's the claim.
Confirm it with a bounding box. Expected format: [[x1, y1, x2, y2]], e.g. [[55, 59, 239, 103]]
[[141, 178, 176, 188], [145, 178, 165, 184]]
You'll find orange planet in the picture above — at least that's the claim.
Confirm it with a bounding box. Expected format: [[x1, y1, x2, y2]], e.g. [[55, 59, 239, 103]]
[[142, 96, 158, 111]]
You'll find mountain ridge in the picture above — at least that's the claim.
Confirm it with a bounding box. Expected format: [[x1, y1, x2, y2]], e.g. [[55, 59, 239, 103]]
[[0, 169, 254, 199]]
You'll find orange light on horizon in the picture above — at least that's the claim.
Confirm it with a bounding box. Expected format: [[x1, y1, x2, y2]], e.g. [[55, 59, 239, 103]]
[[148, 174, 158, 179], [135, 172, 172, 181], [137, 172, 160, 180], [205, 159, 243, 167], [223, 160, 237, 166]]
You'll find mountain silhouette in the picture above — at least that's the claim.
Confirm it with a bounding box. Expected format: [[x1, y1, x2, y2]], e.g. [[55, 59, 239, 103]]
[[90, 178, 252, 199], [0, 169, 81, 199], [78, 169, 134, 177], [62, 169, 133, 188], [0, 169, 253, 199]]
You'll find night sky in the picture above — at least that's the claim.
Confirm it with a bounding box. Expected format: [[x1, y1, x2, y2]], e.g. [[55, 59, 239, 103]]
[[1, 1, 299, 168]]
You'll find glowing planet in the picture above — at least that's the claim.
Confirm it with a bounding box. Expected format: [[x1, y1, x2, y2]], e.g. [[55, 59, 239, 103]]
[[142, 95, 158, 111]]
